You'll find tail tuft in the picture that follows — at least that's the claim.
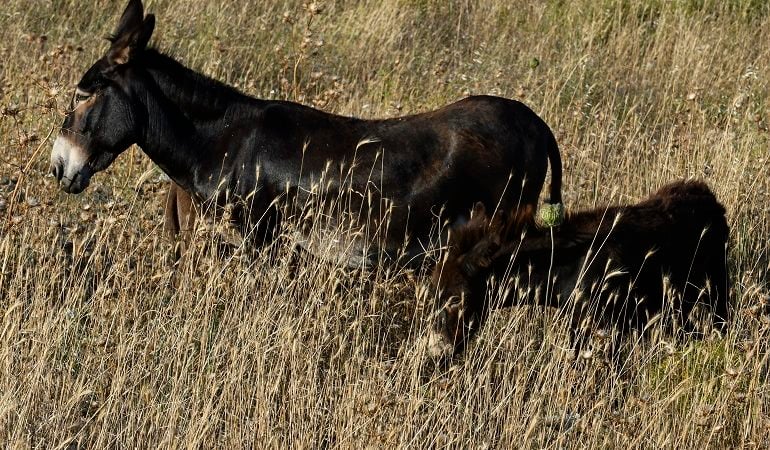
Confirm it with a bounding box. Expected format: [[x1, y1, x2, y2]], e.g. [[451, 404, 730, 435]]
[[537, 202, 565, 228]]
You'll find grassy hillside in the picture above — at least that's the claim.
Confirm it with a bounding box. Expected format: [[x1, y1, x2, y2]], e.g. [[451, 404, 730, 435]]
[[1, 0, 769, 447]]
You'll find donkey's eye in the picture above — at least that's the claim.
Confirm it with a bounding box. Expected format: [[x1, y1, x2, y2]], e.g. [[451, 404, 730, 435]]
[[444, 295, 461, 308], [74, 89, 92, 104]]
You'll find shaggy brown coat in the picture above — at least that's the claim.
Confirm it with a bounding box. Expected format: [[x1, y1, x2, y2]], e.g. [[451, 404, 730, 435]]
[[428, 180, 730, 358]]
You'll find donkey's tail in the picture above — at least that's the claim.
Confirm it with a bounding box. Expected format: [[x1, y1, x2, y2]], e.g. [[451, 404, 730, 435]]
[[545, 131, 563, 206], [536, 130, 565, 228]]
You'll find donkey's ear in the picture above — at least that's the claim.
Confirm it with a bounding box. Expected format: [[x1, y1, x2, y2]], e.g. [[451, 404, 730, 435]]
[[460, 236, 500, 277], [113, 0, 145, 39], [471, 202, 487, 219], [489, 208, 505, 233], [108, 0, 154, 65]]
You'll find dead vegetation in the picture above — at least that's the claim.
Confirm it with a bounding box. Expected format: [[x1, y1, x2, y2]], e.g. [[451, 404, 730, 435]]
[[1, 0, 769, 447]]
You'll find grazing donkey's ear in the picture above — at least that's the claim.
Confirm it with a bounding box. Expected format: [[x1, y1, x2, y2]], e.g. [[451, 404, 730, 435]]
[[471, 202, 487, 220], [107, 0, 155, 65], [460, 235, 501, 277]]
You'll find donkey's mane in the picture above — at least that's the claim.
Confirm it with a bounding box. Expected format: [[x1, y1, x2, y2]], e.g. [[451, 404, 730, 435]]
[[446, 205, 535, 258], [139, 48, 262, 113]]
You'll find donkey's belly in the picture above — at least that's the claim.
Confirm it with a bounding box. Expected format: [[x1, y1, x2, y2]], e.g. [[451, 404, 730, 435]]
[[290, 227, 375, 269], [289, 224, 435, 269]]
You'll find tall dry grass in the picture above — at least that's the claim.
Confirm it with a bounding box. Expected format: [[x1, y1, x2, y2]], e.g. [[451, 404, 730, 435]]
[[1, 0, 769, 447]]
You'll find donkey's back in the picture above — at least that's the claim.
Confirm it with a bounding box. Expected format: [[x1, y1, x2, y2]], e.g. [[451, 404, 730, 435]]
[[568, 180, 730, 334]]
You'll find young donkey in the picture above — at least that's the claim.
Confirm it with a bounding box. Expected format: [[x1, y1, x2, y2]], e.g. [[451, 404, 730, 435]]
[[428, 180, 730, 358], [50, 0, 563, 267]]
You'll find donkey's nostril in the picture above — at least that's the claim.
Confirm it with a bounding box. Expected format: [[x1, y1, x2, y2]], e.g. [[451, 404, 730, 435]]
[[51, 162, 66, 182], [51, 163, 61, 181]]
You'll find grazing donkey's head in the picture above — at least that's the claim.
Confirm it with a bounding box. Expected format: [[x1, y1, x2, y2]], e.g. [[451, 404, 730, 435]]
[[50, 0, 154, 193], [427, 202, 513, 358]]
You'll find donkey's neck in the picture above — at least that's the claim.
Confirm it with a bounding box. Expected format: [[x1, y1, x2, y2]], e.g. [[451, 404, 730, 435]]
[[134, 50, 263, 196]]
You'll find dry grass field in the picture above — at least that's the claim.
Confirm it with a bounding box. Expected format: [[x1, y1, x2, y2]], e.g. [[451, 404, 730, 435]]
[[1, 0, 769, 448]]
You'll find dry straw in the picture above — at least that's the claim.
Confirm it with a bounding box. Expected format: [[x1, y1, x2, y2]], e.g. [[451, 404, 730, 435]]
[[1, 0, 769, 448]]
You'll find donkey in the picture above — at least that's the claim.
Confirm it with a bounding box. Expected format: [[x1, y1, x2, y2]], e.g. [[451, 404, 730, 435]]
[[50, 0, 563, 268], [427, 180, 730, 358]]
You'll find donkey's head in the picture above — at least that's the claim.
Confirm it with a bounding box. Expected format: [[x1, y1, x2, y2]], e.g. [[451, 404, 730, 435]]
[[50, 0, 154, 193], [427, 202, 506, 358]]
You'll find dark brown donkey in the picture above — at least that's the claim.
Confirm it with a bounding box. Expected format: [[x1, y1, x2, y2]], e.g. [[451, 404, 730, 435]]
[[427, 180, 730, 358], [50, 0, 562, 268]]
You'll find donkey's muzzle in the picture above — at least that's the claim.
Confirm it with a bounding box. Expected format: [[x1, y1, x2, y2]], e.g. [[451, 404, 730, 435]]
[[51, 160, 91, 194], [426, 331, 455, 359], [50, 134, 92, 194]]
